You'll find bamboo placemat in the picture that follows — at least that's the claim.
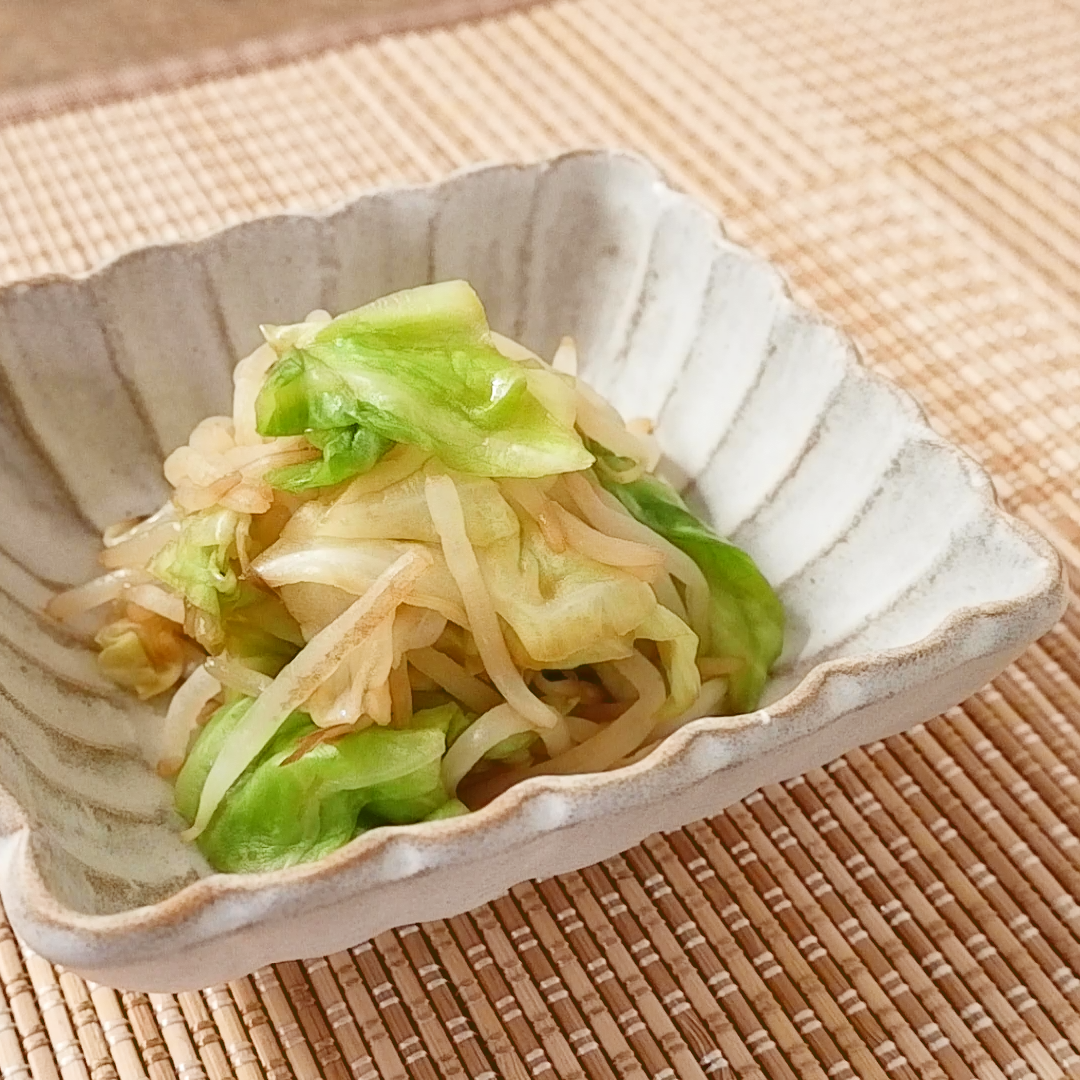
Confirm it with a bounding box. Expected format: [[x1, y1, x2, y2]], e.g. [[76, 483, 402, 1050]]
[[4, 0, 1080, 1076]]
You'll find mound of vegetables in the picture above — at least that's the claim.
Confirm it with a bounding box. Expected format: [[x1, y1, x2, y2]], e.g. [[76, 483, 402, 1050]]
[[48, 281, 783, 873]]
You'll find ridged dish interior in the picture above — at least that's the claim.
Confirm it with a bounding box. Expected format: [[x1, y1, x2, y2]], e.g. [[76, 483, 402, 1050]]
[[0, 152, 1050, 916]]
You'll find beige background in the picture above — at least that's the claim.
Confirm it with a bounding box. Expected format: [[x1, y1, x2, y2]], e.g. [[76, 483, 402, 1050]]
[[0, 0, 425, 91]]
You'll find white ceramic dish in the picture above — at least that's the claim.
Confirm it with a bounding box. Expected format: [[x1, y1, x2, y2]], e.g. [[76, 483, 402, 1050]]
[[0, 150, 1065, 991]]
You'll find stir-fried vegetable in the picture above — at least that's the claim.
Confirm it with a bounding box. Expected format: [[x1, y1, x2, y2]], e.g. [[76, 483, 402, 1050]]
[[149, 507, 243, 649], [47, 280, 784, 874], [265, 426, 392, 494], [256, 281, 594, 478], [177, 701, 452, 872], [597, 469, 784, 713]]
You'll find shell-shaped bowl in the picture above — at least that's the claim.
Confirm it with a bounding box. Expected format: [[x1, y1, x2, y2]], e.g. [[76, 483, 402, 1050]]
[[0, 150, 1065, 990]]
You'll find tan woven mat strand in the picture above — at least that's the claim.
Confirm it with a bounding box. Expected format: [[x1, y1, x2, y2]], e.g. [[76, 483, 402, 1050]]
[[4, 0, 1080, 1077]]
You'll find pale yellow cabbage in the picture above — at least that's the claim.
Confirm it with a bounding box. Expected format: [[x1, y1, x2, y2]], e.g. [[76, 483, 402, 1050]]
[[260, 463, 699, 713]]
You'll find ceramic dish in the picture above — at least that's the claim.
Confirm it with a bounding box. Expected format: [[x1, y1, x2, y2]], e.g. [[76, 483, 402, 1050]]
[[0, 150, 1065, 990]]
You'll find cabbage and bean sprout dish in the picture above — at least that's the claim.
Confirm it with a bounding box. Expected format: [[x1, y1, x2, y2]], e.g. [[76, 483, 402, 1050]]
[[48, 282, 784, 873]]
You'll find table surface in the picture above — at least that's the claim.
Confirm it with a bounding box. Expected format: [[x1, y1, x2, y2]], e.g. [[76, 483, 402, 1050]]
[[0, 0, 428, 92], [3, 1, 1080, 1079]]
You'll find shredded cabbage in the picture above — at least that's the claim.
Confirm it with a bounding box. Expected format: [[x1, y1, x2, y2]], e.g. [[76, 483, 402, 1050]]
[[595, 466, 784, 712], [265, 426, 392, 494], [95, 609, 189, 700], [148, 506, 244, 650], [178, 701, 450, 872], [255, 281, 593, 478]]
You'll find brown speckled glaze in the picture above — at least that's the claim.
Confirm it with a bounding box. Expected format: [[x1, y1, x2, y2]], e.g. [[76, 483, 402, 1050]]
[[0, 151, 1065, 990]]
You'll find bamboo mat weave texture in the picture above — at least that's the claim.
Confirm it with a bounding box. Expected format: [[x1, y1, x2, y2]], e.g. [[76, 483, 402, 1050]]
[[4, 0, 1080, 1078]]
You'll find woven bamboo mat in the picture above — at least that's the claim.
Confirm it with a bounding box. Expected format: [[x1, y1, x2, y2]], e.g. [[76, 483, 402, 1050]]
[[4, 0, 1080, 1076]]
